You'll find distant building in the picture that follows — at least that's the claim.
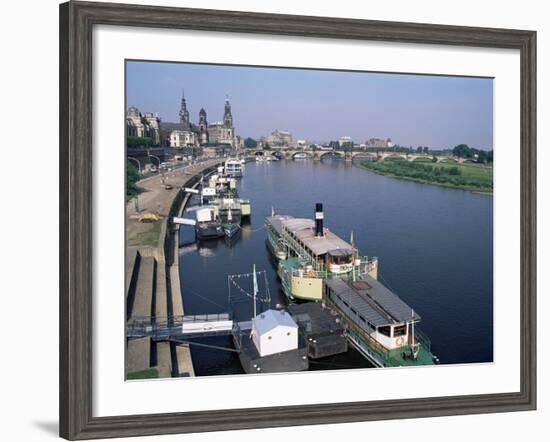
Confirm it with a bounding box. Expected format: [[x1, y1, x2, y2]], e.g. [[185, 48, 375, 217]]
[[126, 106, 161, 145], [365, 137, 394, 148], [203, 146, 227, 158], [338, 136, 353, 147], [165, 91, 237, 148], [169, 130, 197, 148], [142, 112, 161, 145], [267, 130, 294, 148]]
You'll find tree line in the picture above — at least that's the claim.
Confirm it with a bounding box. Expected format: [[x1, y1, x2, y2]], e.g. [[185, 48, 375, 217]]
[[452, 144, 493, 163]]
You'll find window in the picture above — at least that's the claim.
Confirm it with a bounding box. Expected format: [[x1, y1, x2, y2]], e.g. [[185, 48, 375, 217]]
[[393, 325, 407, 337], [268, 336, 272, 340], [378, 326, 391, 337], [350, 308, 357, 315]]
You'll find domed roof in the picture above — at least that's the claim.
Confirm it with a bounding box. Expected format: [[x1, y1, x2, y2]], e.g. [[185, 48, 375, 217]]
[[127, 106, 140, 116]]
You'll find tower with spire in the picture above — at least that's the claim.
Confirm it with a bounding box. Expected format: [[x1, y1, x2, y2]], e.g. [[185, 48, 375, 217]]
[[198, 108, 209, 144], [223, 94, 233, 129], [179, 89, 190, 130]]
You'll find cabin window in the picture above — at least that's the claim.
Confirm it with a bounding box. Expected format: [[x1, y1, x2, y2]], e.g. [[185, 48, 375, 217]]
[[359, 315, 366, 322], [393, 325, 407, 337], [343, 300, 349, 308], [378, 326, 391, 337], [350, 308, 357, 315]]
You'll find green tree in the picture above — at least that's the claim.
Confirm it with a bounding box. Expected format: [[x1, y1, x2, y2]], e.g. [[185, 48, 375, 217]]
[[244, 137, 258, 148], [127, 161, 139, 198], [453, 144, 474, 158], [477, 150, 488, 164], [127, 136, 153, 148]]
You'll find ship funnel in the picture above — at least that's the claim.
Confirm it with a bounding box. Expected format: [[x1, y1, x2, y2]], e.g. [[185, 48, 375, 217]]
[[315, 203, 324, 237]]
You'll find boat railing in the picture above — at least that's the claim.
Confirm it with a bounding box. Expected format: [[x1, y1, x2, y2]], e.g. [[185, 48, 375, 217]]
[[413, 327, 432, 352], [290, 267, 327, 279]]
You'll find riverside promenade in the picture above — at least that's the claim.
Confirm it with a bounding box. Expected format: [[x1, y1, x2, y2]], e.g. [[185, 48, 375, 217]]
[[126, 158, 222, 379]]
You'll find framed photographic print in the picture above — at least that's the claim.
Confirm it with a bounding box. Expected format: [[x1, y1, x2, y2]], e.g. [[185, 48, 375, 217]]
[[59, 1, 536, 439]]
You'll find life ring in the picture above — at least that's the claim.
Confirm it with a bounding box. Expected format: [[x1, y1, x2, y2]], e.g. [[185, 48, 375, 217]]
[[396, 336, 404, 346]]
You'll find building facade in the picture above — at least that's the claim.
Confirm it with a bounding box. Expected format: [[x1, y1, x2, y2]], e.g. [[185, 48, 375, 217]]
[[205, 97, 235, 145], [338, 136, 354, 147], [175, 90, 236, 147], [126, 106, 161, 145], [169, 130, 197, 148], [365, 137, 394, 148], [266, 130, 294, 148]]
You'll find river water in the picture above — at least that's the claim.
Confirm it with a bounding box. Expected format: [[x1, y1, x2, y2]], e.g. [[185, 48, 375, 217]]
[[178, 159, 493, 375]]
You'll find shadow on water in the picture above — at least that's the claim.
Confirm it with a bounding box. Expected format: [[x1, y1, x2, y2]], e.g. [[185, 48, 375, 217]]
[[178, 159, 493, 376]]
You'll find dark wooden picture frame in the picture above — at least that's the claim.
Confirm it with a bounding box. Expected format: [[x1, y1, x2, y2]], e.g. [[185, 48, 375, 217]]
[[59, 1, 537, 439]]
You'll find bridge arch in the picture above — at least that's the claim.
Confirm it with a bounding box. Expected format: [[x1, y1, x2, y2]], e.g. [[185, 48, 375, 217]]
[[319, 150, 344, 160], [382, 153, 408, 161], [291, 151, 312, 159], [411, 155, 434, 162], [351, 152, 378, 162]]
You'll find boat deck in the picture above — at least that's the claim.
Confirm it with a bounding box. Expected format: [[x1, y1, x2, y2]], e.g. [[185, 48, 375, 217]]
[[287, 303, 348, 359]]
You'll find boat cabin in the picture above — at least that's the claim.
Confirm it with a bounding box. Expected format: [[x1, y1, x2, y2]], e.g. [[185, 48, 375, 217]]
[[224, 158, 244, 177], [251, 309, 299, 357], [280, 218, 355, 274], [325, 276, 422, 350], [196, 207, 215, 223]]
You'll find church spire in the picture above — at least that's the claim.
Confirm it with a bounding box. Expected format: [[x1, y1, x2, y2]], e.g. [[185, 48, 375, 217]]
[[179, 88, 190, 129], [223, 94, 233, 128]]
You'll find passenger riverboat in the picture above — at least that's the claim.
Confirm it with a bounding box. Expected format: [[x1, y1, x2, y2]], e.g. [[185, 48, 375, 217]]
[[324, 275, 437, 367], [264, 203, 437, 367], [195, 207, 224, 240], [224, 158, 244, 178], [207, 170, 238, 199], [265, 204, 378, 301]]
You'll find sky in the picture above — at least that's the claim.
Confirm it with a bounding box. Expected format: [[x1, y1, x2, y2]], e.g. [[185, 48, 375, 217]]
[[126, 60, 493, 150]]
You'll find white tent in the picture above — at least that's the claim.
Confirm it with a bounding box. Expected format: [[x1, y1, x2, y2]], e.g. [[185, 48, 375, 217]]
[[251, 309, 298, 357]]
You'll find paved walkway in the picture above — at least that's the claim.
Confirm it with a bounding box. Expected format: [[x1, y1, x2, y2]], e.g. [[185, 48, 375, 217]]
[[127, 160, 221, 248], [126, 159, 221, 379]]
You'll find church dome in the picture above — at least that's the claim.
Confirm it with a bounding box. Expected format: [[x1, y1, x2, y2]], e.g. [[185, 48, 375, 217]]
[[127, 106, 140, 116]]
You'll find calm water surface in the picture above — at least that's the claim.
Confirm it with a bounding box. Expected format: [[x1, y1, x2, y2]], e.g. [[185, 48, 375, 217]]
[[178, 159, 493, 375]]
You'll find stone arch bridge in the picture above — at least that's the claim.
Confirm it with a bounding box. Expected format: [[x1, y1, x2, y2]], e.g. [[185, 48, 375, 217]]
[[248, 149, 469, 163]]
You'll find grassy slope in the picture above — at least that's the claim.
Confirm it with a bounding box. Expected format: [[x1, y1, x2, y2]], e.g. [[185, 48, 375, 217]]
[[127, 368, 159, 380], [360, 160, 493, 194]]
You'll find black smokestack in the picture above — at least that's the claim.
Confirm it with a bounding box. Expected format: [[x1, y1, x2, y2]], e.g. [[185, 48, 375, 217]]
[[315, 203, 324, 237]]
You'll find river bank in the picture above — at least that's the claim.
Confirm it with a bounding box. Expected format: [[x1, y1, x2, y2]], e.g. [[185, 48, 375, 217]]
[[125, 159, 222, 379], [358, 160, 493, 194]]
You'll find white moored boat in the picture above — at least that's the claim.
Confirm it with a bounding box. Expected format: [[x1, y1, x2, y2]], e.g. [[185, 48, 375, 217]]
[[224, 158, 244, 177]]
